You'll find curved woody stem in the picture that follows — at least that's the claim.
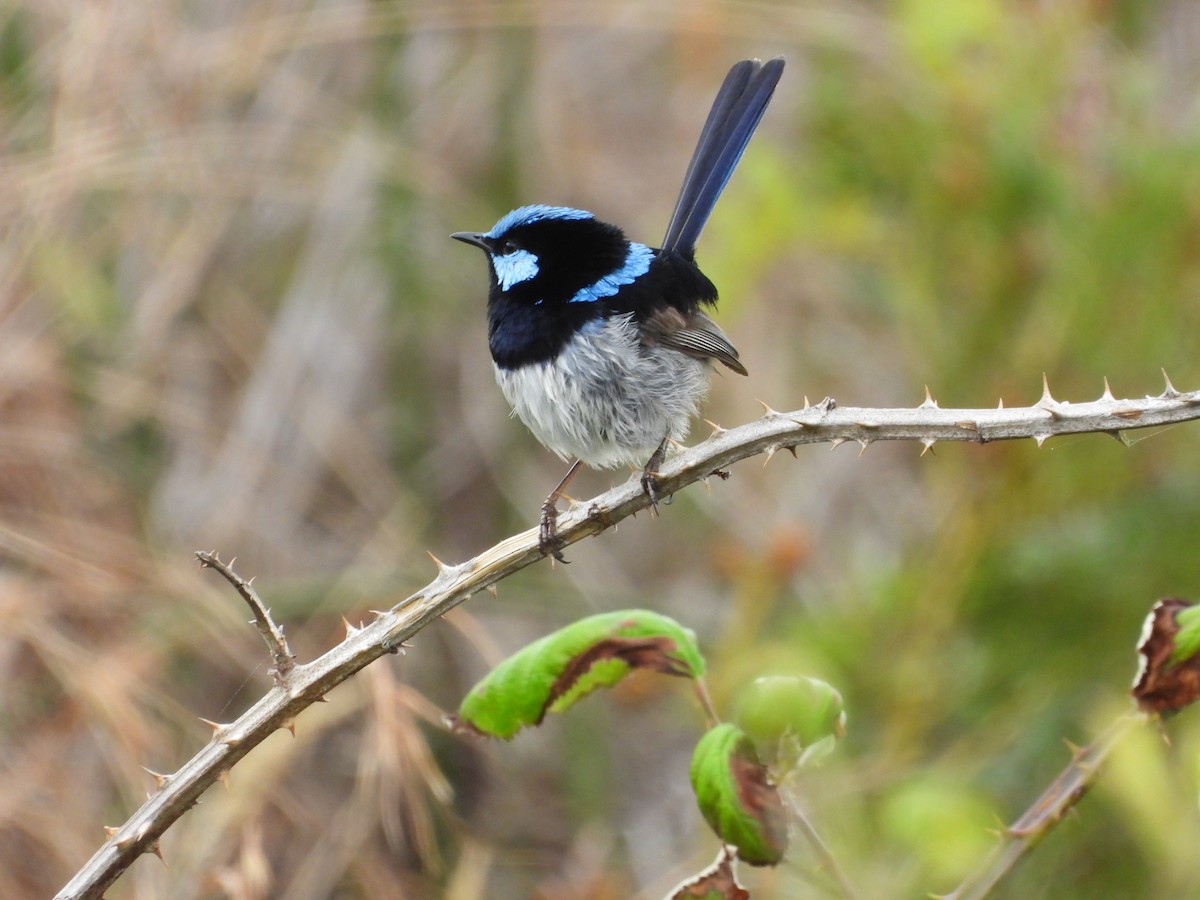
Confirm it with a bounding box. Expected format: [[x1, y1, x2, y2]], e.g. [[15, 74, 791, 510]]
[[56, 378, 1200, 899]]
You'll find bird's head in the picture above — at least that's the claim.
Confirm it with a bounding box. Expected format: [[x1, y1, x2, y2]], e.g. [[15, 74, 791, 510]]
[[452, 205, 638, 306]]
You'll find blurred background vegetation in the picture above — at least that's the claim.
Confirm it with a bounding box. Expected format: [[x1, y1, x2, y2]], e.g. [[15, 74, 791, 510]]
[[4, 0, 1200, 897]]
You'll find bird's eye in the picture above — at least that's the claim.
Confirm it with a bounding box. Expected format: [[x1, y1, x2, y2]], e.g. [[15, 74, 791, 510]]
[[501, 239, 519, 254]]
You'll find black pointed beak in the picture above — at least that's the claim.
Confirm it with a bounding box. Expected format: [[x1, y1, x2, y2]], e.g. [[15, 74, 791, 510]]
[[451, 231, 490, 251]]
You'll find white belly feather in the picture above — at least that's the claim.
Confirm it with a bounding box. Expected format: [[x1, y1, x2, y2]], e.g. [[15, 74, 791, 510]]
[[494, 314, 710, 468]]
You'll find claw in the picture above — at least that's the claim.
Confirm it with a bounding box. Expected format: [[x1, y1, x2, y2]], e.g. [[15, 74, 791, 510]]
[[640, 436, 670, 516], [539, 497, 568, 563], [641, 469, 662, 515], [537, 460, 583, 564]]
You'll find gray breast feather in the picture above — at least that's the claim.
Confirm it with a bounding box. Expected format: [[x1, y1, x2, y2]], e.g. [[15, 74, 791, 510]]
[[494, 314, 711, 468]]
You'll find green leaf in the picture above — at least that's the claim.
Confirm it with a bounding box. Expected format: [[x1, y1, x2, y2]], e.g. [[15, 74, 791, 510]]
[[1169, 603, 1200, 666], [690, 723, 789, 867], [450, 609, 705, 739], [733, 675, 847, 767]]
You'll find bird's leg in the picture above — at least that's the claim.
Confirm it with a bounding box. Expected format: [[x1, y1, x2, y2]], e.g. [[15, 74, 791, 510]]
[[640, 437, 670, 514], [540, 460, 583, 562]]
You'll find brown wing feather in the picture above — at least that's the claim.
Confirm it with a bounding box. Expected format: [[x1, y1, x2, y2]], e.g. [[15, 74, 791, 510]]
[[640, 308, 748, 376]]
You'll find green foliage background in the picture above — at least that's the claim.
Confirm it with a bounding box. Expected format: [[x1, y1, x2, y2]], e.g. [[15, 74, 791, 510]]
[[3, 1, 1200, 897]]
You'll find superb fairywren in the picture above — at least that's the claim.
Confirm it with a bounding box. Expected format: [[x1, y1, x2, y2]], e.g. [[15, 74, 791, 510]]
[[453, 58, 784, 560]]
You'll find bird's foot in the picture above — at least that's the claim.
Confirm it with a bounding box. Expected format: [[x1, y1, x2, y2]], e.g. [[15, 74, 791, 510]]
[[640, 438, 671, 515], [539, 496, 568, 563], [640, 468, 662, 515]]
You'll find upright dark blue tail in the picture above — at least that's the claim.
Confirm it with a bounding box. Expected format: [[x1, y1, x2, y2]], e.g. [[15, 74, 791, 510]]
[[661, 57, 785, 258]]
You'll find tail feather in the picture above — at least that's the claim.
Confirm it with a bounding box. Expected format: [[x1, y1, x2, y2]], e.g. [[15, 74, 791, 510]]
[[661, 57, 785, 257]]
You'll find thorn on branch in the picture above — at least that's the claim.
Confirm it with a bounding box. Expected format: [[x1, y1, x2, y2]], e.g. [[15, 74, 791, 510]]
[[1100, 377, 1115, 402], [1038, 374, 1067, 419], [426, 550, 454, 577], [919, 385, 939, 409], [196, 551, 295, 678], [198, 717, 240, 745], [141, 767, 170, 789], [1039, 373, 1057, 406], [1161, 368, 1180, 399]]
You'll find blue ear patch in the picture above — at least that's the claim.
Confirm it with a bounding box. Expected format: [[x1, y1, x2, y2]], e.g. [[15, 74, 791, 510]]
[[487, 205, 593, 237], [492, 248, 540, 291], [569, 242, 653, 303]]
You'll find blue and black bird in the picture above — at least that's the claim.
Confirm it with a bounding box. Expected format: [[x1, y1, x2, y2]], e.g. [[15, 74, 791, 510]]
[[453, 57, 785, 559]]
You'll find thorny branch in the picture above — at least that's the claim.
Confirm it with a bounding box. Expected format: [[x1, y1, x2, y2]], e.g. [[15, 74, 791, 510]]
[[196, 550, 295, 678], [945, 713, 1143, 900], [56, 378, 1200, 899]]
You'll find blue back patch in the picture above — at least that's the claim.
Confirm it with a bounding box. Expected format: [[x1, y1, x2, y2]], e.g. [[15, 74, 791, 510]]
[[569, 242, 653, 303]]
